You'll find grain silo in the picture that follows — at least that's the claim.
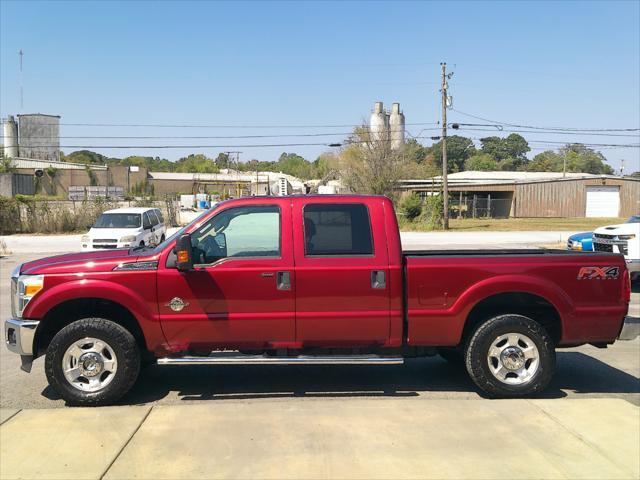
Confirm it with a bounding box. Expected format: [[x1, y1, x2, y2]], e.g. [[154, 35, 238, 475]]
[[17, 113, 60, 161], [2, 115, 19, 158], [389, 102, 405, 150]]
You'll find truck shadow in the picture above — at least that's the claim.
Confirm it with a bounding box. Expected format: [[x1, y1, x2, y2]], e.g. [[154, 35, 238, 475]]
[[40, 351, 639, 405], [43, 350, 640, 405]]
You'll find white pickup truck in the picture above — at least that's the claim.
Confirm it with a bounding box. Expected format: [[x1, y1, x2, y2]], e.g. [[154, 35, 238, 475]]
[[593, 214, 640, 281]]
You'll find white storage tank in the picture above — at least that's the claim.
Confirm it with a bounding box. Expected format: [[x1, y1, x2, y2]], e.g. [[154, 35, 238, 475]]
[[369, 101, 389, 143], [3, 115, 18, 158], [389, 103, 405, 150]]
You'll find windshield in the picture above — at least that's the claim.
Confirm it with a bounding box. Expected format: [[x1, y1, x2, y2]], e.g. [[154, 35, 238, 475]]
[[625, 215, 640, 223], [94, 213, 141, 229]]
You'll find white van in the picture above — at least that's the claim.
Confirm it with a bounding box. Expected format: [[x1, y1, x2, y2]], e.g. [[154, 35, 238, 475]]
[[81, 207, 167, 251]]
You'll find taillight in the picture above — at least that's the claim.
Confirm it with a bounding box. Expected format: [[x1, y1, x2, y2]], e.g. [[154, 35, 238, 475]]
[[622, 269, 631, 304]]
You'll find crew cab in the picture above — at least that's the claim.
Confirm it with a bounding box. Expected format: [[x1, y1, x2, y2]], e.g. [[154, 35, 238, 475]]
[[5, 195, 636, 406]]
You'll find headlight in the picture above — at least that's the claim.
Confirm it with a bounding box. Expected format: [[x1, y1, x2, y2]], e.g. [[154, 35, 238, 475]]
[[617, 234, 636, 240], [81, 235, 90, 243], [572, 241, 583, 250], [120, 235, 137, 243], [14, 274, 44, 318]]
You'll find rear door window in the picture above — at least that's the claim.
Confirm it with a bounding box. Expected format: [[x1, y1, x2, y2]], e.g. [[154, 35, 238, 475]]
[[303, 203, 373, 256], [148, 210, 160, 226], [143, 213, 152, 229]]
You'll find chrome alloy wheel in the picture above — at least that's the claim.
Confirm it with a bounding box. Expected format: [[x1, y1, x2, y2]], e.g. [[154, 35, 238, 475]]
[[487, 333, 539, 385], [62, 337, 118, 392]]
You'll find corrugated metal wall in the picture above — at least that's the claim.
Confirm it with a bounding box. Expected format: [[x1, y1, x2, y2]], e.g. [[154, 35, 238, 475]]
[[514, 178, 639, 217]]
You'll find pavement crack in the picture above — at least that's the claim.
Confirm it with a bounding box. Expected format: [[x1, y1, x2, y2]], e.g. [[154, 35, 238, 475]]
[[526, 399, 636, 478], [0, 409, 22, 426], [99, 406, 153, 480]]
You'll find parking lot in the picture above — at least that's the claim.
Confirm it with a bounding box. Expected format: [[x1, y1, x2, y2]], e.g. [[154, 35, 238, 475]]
[[1, 247, 638, 410], [1, 240, 639, 480]]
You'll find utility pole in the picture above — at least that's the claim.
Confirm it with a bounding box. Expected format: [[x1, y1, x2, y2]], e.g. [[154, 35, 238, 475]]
[[440, 62, 450, 230]]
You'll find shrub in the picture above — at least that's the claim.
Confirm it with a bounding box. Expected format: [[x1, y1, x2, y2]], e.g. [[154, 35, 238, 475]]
[[419, 194, 444, 229], [399, 192, 423, 222], [0, 196, 20, 234]]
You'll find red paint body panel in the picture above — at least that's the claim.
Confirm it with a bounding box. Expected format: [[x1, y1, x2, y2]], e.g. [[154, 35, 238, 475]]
[[18, 195, 629, 357]]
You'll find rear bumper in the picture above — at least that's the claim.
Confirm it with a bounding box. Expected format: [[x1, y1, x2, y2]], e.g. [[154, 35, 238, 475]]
[[4, 318, 39, 372], [618, 317, 640, 341]]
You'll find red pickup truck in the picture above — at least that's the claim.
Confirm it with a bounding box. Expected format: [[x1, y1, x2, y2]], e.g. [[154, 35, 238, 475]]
[[6, 195, 636, 405]]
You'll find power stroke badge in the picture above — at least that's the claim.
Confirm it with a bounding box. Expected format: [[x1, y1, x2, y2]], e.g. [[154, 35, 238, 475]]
[[577, 266, 620, 280], [166, 297, 189, 311]]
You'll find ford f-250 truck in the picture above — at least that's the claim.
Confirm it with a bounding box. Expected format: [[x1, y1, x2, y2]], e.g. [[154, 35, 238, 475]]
[[5, 195, 637, 406]]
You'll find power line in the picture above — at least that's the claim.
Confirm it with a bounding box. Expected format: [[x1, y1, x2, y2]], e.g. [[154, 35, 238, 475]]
[[23, 121, 440, 129], [454, 127, 640, 137], [451, 109, 640, 132], [1, 127, 435, 140]]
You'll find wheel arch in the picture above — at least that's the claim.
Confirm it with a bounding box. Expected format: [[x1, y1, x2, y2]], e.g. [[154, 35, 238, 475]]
[[462, 291, 563, 346], [33, 297, 148, 359]]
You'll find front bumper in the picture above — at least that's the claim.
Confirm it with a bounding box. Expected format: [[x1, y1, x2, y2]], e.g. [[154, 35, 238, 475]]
[[619, 317, 640, 341], [5, 318, 39, 372]]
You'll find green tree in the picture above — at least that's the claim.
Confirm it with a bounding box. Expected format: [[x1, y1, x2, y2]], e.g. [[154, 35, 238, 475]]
[[480, 134, 530, 170], [175, 154, 219, 173], [428, 135, 476, 173], [464, 153, 499, 171], [215, 153, 231, 169], [527, 144, 614, 174]]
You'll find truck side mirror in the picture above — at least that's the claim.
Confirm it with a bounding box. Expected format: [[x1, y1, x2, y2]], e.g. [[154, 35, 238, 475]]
[[175, 234, 193, 271]]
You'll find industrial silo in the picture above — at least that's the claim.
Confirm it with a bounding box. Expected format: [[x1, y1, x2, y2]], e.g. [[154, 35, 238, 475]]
[[369, 101, 389, 143], [3, 115, 19, 158], [389, 103, 405, 150]]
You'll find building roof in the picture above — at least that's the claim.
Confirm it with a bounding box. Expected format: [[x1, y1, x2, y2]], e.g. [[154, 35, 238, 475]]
[[11, 157, 107, 170], [17, 113, 61, 118], [149, 169, 306, 187], [431, 171, 599, 183]]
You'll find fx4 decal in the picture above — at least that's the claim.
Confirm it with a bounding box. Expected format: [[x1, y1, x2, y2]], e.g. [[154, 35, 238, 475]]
[[577, 266, 620, 280]]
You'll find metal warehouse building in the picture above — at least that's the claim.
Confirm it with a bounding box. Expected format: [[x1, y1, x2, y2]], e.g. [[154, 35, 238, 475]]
[[400, 172, 640, 218]]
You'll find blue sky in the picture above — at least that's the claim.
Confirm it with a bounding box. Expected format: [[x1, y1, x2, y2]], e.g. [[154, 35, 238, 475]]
[[1, 0, 639, 172]]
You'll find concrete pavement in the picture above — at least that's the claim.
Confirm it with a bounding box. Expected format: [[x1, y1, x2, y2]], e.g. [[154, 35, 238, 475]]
[[1, 399, 638, 480]]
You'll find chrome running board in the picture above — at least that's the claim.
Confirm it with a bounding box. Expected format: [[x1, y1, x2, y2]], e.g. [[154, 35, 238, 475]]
[[157, 353, 404, 366]]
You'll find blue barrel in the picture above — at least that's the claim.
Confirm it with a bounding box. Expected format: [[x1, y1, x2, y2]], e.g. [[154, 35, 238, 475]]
[[198, 200, 208, 209]]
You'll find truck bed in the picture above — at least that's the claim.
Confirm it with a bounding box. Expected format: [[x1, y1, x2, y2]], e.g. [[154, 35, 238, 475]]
[[403, 249, 628, 348]]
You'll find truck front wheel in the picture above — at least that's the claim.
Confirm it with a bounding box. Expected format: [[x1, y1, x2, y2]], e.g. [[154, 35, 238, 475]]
[[465, 314, 555, 397], [45, 318, 140, 406]]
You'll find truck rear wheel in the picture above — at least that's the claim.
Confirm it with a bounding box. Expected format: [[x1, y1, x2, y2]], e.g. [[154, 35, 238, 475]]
[[45, 318, 140, 406], [464, 314, 555, 397]]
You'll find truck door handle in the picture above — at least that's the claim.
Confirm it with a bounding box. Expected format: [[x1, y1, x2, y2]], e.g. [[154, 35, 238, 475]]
[[277, 271, 291, 291], [371, 270, 386, 289]]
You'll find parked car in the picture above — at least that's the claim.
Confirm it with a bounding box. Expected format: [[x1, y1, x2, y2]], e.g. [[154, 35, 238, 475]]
[[567, 231, 593, 251], [6, 195, 635, 406], [593, 214, 640, 281], [81, 207, 166, 251]]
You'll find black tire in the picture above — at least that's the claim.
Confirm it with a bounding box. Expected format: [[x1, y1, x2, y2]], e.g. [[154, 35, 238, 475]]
[[160, 234, 166, 243], [464, 314, 555, 397], [139, 241, 145, 247], [437, 348, 464, 365], [45, 318, 140, 406]]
